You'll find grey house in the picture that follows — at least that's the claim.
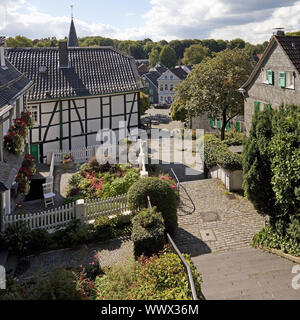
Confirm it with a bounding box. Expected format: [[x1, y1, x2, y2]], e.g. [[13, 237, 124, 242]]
[[142, 70, 161, 104], [239, 30, 300, 135]]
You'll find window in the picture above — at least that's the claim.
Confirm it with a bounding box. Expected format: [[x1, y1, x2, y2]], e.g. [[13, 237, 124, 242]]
[[264, 104, 271, 111], [149, 89, 153, 95], [26, 105, 38, 125], [278, 71, 286, 87], [209, 118, 213, 127], [286, 71, 295, 89], [170, 84, 174, 91], [145, 81, 149, 88], [217, 119, 221, 129], [254, 101, 260, 112], [170, 75, 173, 80], [160, 85, 163, 91], [267, 70, 274, 85], [165, 84, 168, 91], [165, 75, 168, 80]]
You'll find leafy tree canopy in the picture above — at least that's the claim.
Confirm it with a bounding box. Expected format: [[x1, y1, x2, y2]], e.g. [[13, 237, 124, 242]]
[[182, 44, 210, 65]]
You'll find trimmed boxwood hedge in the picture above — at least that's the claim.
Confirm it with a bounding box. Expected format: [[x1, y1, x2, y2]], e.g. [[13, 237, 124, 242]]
[[127, 177, 178, 235], [131, 207, 166, 258]]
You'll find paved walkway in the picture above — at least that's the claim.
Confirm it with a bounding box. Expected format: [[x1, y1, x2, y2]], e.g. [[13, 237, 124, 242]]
[[18, 236, 133, 280], [173, 179, 300, 300], [193, 248, 299, 300]]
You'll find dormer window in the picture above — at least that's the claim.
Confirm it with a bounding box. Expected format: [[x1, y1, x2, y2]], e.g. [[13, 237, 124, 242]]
[[39, 66, 47, 73]]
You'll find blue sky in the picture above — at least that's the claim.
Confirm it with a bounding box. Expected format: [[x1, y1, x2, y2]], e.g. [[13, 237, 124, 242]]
[[27, 0, 152, 31], [1, 0, 300, 43]]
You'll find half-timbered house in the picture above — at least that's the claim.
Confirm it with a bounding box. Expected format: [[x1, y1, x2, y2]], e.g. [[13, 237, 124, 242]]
[[7, 20, 142, 163]]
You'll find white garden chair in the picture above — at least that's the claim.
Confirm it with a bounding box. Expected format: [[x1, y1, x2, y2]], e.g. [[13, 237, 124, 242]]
[[42, 182, 55, 208]]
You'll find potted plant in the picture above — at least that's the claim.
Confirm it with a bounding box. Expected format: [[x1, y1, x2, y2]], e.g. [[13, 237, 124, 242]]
[[61, 154, 74, 170]]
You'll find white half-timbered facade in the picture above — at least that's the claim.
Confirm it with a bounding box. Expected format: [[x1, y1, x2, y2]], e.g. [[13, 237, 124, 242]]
[[7, 23, 142, 163]]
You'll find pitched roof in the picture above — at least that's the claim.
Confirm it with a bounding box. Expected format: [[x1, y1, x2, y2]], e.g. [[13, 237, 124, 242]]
[[170, 67, 188, 80], [143, 70, 161, 88], [241, 35, 300, 90], [137, 63, 148, 75], [7, 47, 141, 101], [68, 18, 79, 47], [150, 64, 168, 75], [0, 58, 32, 109]]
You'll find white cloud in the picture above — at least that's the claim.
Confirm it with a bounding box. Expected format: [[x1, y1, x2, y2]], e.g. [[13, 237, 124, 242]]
[[0, 0, 300, 43]]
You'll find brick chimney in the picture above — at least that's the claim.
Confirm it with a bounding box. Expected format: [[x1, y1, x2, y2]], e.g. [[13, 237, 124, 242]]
[[59, 41, 69, 68], [0, 36, 6, 68]]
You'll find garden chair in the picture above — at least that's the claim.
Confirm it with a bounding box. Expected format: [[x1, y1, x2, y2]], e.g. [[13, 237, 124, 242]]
[[42, 182, 55, 208]]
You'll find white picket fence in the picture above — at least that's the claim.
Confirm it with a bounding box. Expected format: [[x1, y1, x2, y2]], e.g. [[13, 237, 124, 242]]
[[2, 195, 129, 233], [84, 194, 128, 222], [53, 145, 98, 165]]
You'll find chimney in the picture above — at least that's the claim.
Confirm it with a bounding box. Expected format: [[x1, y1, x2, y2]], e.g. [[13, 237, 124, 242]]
[[0, 36, 6, 68], [273, 28, 285, 36], [59, 41, 69, 68]]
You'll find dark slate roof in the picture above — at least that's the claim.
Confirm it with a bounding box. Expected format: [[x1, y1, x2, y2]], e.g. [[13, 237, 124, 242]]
[[7, 47, 141, 101], [68, 19, 79, 47], [276, 35, 300, 73], [0, 58, 32, 109], [170, 67, 188, 80], [143, 71, 161, 88], [152, 64, 168, 75], [137, 63, 148, 75], [241, 35, 300, 90]]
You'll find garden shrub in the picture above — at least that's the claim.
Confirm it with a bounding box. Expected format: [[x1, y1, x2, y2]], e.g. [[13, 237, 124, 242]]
[[252, 223, 300, 257], [93, 216, 114, 240], [28, 229, 54, 252], [4, 222, 31, 258], [127, 177, 178, 235], [128, 247, 202, 300], [200, 134, 242, 173], [52, 220, 94, 248], [110, 171, 140, 196], [131, 207, 166, 258], [222, 129, 245, 146], [95, 263, 136, 300]]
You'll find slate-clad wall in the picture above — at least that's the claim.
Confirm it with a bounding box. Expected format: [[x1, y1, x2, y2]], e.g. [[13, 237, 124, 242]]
[[244, 42, 300, 135]]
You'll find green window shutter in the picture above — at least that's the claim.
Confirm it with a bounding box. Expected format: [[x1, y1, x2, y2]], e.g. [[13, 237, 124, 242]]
[[267, 70, 274, 85], [254, 101, 260, 112], [226, 121, 230, 130], [264, 104, 271, 111], [278, 71, 286, 87], [209, 117, 213, 127], [217, 119, 221, 129], [236, 121, 240, 132]]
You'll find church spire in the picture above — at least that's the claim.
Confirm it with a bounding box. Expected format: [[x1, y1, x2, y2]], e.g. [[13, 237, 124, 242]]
[[68, 5, 79, 47]]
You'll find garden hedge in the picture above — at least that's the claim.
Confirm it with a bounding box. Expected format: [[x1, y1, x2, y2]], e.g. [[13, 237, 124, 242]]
[[127, 177, 178, 235], [131, 207, 166, 258]]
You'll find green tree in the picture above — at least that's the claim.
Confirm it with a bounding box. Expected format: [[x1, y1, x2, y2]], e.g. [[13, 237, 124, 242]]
[[149, 46, 161, 67], [168, 40, 185, 59], [170, 100, 188, 122], [174, 48, 254, 140], [6, 36, 33, 47], [159, 45, 177, 69], [140, 91, 150, 114], [227, 38, 246, 49], [242, 108, 277, 217], [182, 44, 210, 65]]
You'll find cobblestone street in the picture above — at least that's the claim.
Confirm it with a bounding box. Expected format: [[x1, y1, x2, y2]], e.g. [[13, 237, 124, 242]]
[[173, 179, 266, 256]]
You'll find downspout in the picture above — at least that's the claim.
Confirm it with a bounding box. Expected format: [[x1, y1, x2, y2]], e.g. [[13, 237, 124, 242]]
[[59, 99, 63, 150]]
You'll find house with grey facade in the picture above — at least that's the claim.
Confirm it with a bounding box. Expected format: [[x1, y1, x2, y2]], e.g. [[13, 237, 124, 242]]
[[0, 36, 33, 220], [239, 30, 300, 135]]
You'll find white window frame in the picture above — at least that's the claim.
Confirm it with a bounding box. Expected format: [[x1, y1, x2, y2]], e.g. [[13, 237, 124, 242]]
[[26, 105, 39, 126], [286, 71, 295, 90]]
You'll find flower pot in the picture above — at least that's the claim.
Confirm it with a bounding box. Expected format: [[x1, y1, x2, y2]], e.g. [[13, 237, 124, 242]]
[[61, 161, 74, 170]]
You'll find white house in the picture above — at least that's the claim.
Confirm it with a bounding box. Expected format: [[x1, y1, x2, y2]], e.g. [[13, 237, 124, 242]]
[[0, 36, 33, 223], [7, 19, 142, 164], [157, 66, 188, 105]]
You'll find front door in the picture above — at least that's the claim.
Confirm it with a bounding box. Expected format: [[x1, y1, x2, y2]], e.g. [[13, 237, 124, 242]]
[[30, 144, 39, 164]]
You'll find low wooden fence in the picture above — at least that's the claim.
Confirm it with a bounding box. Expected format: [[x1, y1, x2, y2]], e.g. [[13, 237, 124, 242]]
[[2, 195, 129, 233], [53, 145, 97, 165]]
